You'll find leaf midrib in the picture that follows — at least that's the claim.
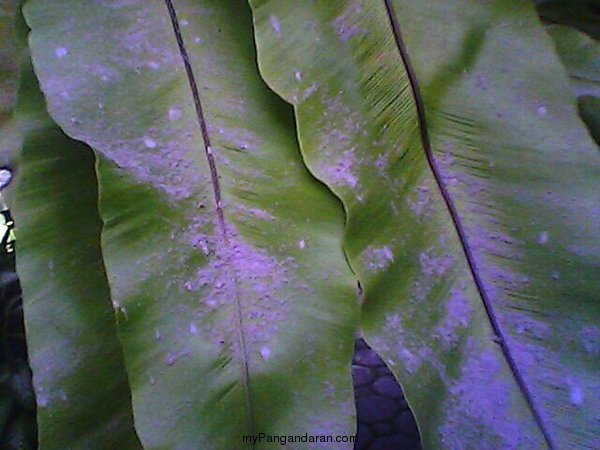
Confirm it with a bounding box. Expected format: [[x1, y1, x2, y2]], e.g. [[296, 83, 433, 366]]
[[163, 0, 255, 438], [382, 0, 555, 447]]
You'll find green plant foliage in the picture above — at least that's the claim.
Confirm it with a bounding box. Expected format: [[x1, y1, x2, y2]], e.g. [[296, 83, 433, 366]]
[[13, 58, 142, 449], [4, 0, 600, 449], [537, 0, 600, 40], [20, 0, 359, 447], [250, 0, 600, 448], [0, 0, 18, 443], [545, 24, 600, 144], [0, 0, 20, 169], [0, 2, 37, 448]]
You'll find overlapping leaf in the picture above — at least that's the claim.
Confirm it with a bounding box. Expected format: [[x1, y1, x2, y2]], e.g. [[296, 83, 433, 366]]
[[21, 0, 359, 447], [545, 24, 600, 144], [0, 0, 21, 192], [13, 43, 142, 450], [537, 0, 600, 40], [0, 2, 37, 448], [250, 0, 600, 448], [0, 0, 18, 440]]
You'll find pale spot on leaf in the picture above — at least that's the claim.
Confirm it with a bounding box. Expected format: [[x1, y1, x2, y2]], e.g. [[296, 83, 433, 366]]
[[144, 137, 157, 148], [269, 15, 281, 38], [55, 47, 68, 58], [260, 346, 271, 361], [537, 106, 547, 117], [570, 385, 584, 406], [168, 106, 182, 121]]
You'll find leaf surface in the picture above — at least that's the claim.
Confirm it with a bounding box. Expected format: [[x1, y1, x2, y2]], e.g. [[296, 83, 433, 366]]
[[537, 0, 600, 41], [0, 0, 21, 178], [545, 24, 600, 144], [249, 0, 600, 448], [0, 2, 19, 427], [13, 55, 142, 449], [23, 0, 359, 447]]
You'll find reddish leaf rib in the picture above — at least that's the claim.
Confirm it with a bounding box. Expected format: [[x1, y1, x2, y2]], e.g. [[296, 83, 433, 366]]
[[382, 0, 555, 447]]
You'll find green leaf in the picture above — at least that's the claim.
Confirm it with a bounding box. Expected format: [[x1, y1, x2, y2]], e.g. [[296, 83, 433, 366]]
[[578, 96, 600, 145], [249, 0, 600, 448], [22, 0, 359, 447], [545, 24, 600, 144], [0, 0, 20, 167], [13, 54, 142, 449], [536, 0, 600, 41], [0, 3, 36, 448]]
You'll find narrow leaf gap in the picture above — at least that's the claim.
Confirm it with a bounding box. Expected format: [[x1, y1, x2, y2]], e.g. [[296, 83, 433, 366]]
[[163, 0, 255, 438], [382, 1, 556, 447]]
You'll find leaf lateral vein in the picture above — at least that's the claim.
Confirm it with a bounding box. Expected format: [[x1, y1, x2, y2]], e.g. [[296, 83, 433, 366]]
[[382, 1, 555, 447]]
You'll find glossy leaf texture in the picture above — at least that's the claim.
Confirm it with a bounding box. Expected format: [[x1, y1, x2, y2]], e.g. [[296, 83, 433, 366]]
[[249, 0, 600, 449], [545, 24, 600, 145], [22, 0, 359, 448], [13, 46, 142, 450]]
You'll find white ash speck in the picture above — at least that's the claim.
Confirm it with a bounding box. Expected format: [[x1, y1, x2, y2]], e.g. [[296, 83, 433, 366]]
[[143, 137, 157, 148], [235, 204, 275, 222], [580, 326, 600, 355], [168, 106, 182, 121], [298, 239, 306, 250], [260, 346, 271, 361], [538, 231, 549, 244], [409, 185, 432, 216], [302, 83, 318, 100], [324, 382, 336, 397], [565, 376, 587, 407], [333, 8, 365, 41], [269, 15, 282, 38], [189, 323, 198, 335], [474, 72, 489, 90], [537, 106, 547, 117], [435, 289, 472, 348], [147, 61, 160, 70], [55, 47, 68, 58], [184, 223, 294, 354], [0, 169, 12, 190], [569, 384, 584, 406], [375, 154, 388, 173], [386, 314, 401, 329], [294, 71, 302, 81], [364, 245, 394, 271], [37, 392, 49, 408], [419, 251, 455, 277], [440, 344, 528, 449], [326, 149, 358, 189], [399, 348, 420, 374]]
